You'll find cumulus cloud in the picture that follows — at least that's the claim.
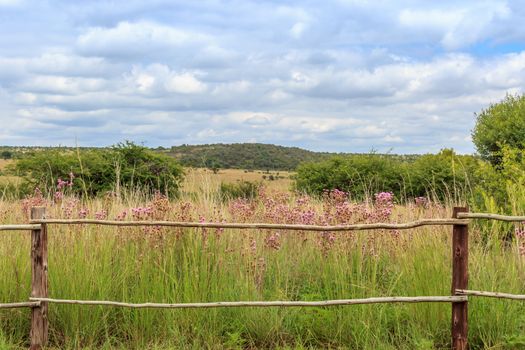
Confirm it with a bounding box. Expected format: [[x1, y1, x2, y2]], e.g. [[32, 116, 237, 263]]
[[77, 21, 204, 57], [0, 0, 525, 152], [399, 2, 511, 50]]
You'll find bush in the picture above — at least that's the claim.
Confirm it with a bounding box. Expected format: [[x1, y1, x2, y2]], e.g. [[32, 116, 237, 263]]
[[295, 154, 406, 200], [1, 151, 12, 160], [472, 93, 525, 166], [408, 149, 480, 201], [10, 142, 184, 197], [219, 181, 260, 201], [295, 150, 480, 201]]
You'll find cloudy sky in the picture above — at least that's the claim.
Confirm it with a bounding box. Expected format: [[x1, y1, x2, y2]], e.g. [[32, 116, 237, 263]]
[[0, 0, 524, 153]]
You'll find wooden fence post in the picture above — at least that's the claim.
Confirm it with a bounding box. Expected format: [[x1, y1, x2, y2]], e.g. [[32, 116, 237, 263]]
[[30, 207, 48, 350], [451, 206, 468, 350]]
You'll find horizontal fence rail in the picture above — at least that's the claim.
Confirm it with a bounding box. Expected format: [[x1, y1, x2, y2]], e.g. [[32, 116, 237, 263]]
[[30, 218, 468, 231], [457, 289, 525, 300], [458, 212, 525, 222], [0, 224, 41, 231], [6, 207, 525, 349], [0, 302, 41, 309], [29, 296, 467, 309]]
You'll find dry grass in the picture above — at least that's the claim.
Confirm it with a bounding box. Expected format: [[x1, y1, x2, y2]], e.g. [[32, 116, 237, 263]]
[[0, 160, 21, 186], [1, 186, 525, 349], [0, 159, 13, 170], [0, 162, 294, 193], [182, 168, 294, 193]]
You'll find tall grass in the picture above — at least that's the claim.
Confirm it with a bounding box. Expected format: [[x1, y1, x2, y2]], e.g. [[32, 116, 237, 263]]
[[1, 183, 525, 349]]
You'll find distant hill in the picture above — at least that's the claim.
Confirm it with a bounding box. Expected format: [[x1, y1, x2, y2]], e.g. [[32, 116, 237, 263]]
[[163, 143, 420, 171], [1, 144, 422, 171], [164, 143, 334, 170]]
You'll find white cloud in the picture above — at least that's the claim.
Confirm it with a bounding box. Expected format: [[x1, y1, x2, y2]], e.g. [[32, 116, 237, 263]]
[[20, 75, 107, 95], [165, 72, 207, 94], [399, 3, 511, 50], [76, 21, 208, 58], [124, 64, 207, 95], [290, 22, 307, 39], [399, 9, 464, 31], [1, 0, 525, 152]]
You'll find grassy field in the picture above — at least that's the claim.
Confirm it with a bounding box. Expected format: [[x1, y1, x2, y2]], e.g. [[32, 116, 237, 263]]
[[0, 160, 20, 188], [1, 176, 525, 349], [0, 161, 292, 201], [182, 168, 293, 194]]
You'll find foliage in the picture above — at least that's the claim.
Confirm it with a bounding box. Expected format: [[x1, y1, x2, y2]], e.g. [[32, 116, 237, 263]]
[[166, 143, 420, 171], [408, 149, 480, 201], [1, 150, 12, 159], [472, 93, 525, 165], [470, 146, 525, 220], [2, 185, 525, 348], [295, 154, 405, 200], [219, 180, 260, 201], [295, 149, 480, 201], [10, 142, 184, 197]]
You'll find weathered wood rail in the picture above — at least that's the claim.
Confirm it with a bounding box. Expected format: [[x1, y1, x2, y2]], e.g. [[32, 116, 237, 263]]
[[2, 206, 525, 349]]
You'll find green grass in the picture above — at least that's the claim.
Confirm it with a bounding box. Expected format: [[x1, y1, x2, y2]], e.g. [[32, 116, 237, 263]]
[[1, 191, 525, 349]]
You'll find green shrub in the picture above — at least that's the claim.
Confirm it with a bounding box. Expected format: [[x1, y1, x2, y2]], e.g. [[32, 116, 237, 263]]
[[1, 150, 12, 160], [219, 180, 260, 201], [295, 154, 406, 200], [408, 149, 480, 202], [472, 93, 525, 166], [10, 141, 184, 197], [295, 150, 480, 201]]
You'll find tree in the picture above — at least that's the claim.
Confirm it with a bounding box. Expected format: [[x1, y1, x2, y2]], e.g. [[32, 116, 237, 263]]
[[12, 142, 184, 197], [1, 150, 12, 160], [472, 94, 525, 165]]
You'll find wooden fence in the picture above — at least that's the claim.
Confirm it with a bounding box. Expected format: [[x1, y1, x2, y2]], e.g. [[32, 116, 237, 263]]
[[1, 206, 525, 349]]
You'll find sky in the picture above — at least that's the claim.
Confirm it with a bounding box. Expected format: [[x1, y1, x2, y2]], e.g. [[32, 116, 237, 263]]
[[0, 0, 524, 154]]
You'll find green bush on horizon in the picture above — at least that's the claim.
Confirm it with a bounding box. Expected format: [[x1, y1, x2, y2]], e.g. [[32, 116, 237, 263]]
[[9, 141, 184, 197], [472, 93, 525, 166], [294, 149, 480, 201], [219, 180, 261, 201]]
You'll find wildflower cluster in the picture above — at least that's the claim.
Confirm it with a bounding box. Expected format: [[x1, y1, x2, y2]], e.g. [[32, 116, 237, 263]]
[[21, 188, 47, 218], [54, 173, 75, 203], [373, 192, 394, 220]]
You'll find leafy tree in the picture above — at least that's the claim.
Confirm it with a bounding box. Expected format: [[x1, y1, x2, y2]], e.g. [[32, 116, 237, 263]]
[[472, 94, 525, 165], [295, 151, 480, 201], [11, 142, 184, 197], [1, 151, 12, 160], [408, 149, 480, 201], [295, 154, 407, 200]]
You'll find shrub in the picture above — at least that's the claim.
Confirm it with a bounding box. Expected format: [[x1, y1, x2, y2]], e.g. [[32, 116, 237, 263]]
[[219, 181, 260, 201], [295, 154, 407, 200], [472, 93, 525, 166], [408, 149, 480, 201], [295, 150, 480, 201], [11, 142, 184, 197], [1, 151, 12, 160]]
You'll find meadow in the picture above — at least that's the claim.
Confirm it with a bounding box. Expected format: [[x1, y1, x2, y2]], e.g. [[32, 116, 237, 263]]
[[1, 171, 525, 350], [182, 168, 293, 193], [0, 160, 20, 189]]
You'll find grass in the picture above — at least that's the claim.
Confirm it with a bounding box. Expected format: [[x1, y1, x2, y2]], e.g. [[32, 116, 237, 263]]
[[0, 160, 21, 189], [0, 160, 11, 170], [0, 176, 525, 349], [182, 168, 293, 194], [0, 162, 292, 195]]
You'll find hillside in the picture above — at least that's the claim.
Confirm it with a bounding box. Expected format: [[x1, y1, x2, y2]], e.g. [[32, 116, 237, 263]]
[[164, 143, 421, 170], [165, 143, 333, 170], [1, 144, 422, 171]]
